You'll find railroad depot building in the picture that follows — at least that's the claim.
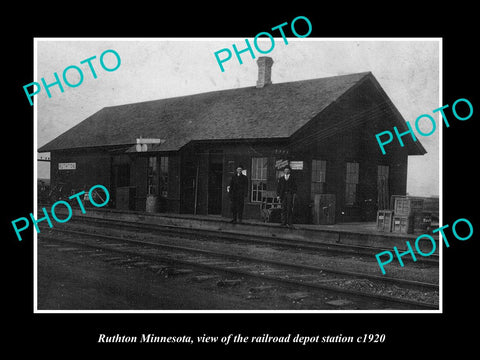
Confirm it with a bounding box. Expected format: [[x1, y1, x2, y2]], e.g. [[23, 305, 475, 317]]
[[38, 57, 426, 224]]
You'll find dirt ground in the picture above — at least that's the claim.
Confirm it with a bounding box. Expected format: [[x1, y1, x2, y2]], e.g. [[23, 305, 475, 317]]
[[38, 242, 360, 311], [37, 243, 262, 310], [37, 236, 436, 311]]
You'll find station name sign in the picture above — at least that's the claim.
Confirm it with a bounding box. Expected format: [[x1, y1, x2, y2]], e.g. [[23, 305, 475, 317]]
[[58, 162, 76, 170]]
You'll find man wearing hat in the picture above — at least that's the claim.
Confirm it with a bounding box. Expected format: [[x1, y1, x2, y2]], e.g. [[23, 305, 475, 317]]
[[227, 164, 249, 223], [276, 165, 297, 228]]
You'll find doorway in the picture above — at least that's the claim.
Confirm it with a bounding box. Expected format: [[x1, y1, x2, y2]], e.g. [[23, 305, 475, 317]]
[[112, 162, 134, 210], [208, 151, 223, 214], [181, 159, 198, 214]]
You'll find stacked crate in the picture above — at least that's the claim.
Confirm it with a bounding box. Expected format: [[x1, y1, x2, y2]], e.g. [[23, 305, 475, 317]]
[[391, 196, 424, 234], [376, 210, 394, 232], [412, 211, 432, 233], [392, 214, 413, 233], [393, 196, 423, 215], [422, 197, 439, 228]]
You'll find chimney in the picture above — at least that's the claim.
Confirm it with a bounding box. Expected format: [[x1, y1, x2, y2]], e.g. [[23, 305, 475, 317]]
[[256, 56, 274, 88]]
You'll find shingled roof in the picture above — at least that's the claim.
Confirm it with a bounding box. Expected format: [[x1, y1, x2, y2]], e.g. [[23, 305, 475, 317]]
[[38, 71, 423, 154]]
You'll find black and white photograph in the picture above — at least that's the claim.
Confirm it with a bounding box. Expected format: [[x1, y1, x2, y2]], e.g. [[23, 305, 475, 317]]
[[34, 38, 440, 312]]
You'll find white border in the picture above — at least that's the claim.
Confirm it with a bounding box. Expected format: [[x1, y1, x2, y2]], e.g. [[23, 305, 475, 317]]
[[438, 38, 443, 313], [33, 39, 38, 313], [34, 37, 443, 314]]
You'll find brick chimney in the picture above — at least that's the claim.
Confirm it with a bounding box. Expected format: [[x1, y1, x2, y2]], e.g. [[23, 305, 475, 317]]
[[256, 56, 274, 88]]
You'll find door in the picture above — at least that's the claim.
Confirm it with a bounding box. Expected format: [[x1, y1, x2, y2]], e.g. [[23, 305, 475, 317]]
[[208, 151, 223, 214], [181, 159, 198, 214], [113, 163, 133, 210], [313, 194, 336, 225]]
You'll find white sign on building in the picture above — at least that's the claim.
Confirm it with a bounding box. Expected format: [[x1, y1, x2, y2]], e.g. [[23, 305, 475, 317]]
[[58, 162, 76, 170], [289, 161, 304, 170]]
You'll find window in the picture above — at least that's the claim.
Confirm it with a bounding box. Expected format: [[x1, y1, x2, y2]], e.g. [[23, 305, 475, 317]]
[[345, 162, 359, 205], [227, 160, 235, 174], [147, 156, 158, 195], [251, 157, 268, 202], [311, 159, 326, 194], [160, 156, 169, 197]]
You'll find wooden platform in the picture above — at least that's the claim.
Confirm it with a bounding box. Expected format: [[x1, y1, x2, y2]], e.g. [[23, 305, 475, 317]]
[[54, 206, 440, 253]]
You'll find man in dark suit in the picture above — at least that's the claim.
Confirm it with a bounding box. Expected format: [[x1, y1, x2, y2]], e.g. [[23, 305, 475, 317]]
[[227, 164, 248, 223], [276, 165, 297, 228]]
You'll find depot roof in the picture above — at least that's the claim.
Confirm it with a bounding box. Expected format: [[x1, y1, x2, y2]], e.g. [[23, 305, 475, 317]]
[[38, 71, 426, 155]]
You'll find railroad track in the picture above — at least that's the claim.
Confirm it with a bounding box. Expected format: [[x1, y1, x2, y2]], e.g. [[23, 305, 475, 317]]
[[51, 213, 439, 265], [38, 227, 439, 310]]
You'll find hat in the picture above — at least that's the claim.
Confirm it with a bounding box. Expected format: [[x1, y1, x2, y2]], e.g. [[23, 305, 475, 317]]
[[283, 165, 292, 170], [236, 164, 244, 169]]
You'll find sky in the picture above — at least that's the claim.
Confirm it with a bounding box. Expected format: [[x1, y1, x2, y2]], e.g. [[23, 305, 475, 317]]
[[36, 38, 440, 196]]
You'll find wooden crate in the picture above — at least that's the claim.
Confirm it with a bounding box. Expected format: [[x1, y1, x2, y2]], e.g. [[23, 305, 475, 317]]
[[376, 210, 394, 232], [392, 214, 413, 234], [423, 197, 439, 213], [393, 196, 424, 216], [412, 211, 433, 233]]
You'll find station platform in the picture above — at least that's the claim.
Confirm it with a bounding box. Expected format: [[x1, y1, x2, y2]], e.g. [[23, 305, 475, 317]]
[[62, 207, 439, 253]]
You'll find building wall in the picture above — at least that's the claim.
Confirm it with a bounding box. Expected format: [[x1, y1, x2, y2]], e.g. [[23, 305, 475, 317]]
[[50, 149, 182, 213], [175, 128, 409, 224], [49, 136, 409, 223], [289, 127, 408, 223], [285, 78, 413, 222], [50, 149, 111, 201]]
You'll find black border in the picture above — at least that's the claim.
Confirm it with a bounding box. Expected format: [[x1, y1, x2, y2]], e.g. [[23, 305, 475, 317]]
[[5, 6, 478, 354]]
